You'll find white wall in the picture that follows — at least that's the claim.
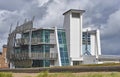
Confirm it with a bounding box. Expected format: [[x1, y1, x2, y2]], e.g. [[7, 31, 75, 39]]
[[63, 10, 84, 65], [83, 55, 97, 64], [91, 34, 95, 55], [63, 10, 101, 65], [70, 16, 81, 58], [96, 30, 101, 55], [54, 28, 61, 66], [91, 29, 101, 57]]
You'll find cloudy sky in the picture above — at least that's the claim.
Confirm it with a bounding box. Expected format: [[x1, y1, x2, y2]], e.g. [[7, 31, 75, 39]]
[[0, 0, 120, 55]]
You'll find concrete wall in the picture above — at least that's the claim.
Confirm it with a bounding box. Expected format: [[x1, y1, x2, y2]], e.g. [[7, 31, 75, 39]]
[[83, 55, 97, 64], [91, 29, 101, 57], [70, 14, 81, 58]]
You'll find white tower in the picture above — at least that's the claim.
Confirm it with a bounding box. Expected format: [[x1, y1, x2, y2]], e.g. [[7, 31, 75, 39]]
[[63, 9, 85, 65]]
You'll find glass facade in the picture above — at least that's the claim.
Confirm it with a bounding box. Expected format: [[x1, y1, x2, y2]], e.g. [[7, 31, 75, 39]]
[[40, 30, 50, 43], [22, 29, 50, 43], [18, 30, 51, 67], [31, 44, 50, 67], [15, 29, 70, 67], [82, 32, 91, 55], [31, 45, 50, 52], [14, 45, 28, 53], [57, 30, 69, 66]]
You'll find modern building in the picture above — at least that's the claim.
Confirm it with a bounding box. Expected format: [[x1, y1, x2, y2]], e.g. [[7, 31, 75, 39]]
[[6, 9, 120, 68], [7, 26, 70, 68], [63, 9, 101, 65], [0, 45, 8, 68]]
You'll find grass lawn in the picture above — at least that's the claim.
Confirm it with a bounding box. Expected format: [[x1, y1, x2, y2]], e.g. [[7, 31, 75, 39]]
[[79, 63, 120, 66], [1, 72, 120, 77]]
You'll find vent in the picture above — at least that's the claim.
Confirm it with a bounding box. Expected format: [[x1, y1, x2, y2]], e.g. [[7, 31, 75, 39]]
[[72, 13, 80, 18]]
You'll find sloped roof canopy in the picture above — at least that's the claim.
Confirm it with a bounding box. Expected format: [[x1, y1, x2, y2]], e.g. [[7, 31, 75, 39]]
[[63, 9, 85, 15]]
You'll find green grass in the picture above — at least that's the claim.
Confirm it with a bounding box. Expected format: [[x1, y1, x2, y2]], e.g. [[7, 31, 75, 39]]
[[80, 63, 120, 67], [1, 71, 120, 77], [35, 71, 120, 77], [80, 73, 120, 77], [0, 72, 12, 77], [50, 63, 120, 69], [36, 71, 76, 77]]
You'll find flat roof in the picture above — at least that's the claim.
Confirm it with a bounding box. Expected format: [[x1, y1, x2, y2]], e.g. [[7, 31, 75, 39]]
[[3, 45, 7, 48], [22, 27, 65, 33], [99, 55, 120, 60], [63, 9, 85, 15]]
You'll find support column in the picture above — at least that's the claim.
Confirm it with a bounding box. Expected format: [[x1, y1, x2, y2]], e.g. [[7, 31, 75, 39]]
[[55, 27, 62, 66], [29, 30, 32, 58]]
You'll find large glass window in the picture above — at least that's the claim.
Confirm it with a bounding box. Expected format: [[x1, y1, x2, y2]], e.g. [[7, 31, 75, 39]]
[[45, 45, 50, 52], [40, 30, 50, 43], [57, 30, 69, 66], [31, 45, 50, 53], [82, 32, 91, 55]]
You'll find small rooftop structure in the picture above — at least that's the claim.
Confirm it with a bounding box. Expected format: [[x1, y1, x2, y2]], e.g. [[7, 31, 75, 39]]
[[3, 45, 7, 48]]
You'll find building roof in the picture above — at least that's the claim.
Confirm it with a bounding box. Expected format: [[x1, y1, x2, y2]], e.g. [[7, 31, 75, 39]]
[[63, 9, 85, 15], [0, 52, 2, 55], [3, 45, 7, 48], [99, 55, 120, 60]]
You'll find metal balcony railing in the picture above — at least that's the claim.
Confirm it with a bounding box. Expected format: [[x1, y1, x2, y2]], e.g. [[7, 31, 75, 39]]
[[11, 52, 58, 60], [16, 38, 56, 45], [11, 52, 29, 60], [31, 52, 58, 60]]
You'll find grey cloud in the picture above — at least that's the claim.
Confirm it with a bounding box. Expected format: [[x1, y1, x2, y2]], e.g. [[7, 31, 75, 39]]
[[23, 0, 54, 20], [0, 0, 120, 55], [0, 0, 33, 11], [100, 9, 120, 55], [83, 0, 120, 27], [0, 0, 54, 50]]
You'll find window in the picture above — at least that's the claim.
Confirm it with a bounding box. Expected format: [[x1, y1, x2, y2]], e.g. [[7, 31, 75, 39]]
[[72, 13, 80, 18], [73, 61, 80, 66], [82, 32, 91, 45], [45, 45, 50, 52], [57, 30, 69, 66]]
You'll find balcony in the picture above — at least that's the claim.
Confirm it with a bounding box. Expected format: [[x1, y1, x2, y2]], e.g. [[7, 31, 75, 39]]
[[11, 52, 29, 60], [31, 52, 58, 60], [16, 38, 56, 45], [11, 52, 58, 60]]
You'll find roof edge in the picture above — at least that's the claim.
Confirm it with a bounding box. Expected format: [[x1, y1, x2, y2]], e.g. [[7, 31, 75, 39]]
[[63, 9, 85, 15]]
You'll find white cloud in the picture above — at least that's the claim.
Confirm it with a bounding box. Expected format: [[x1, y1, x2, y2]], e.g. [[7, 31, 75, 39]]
[[37, 0, 49, 7]]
